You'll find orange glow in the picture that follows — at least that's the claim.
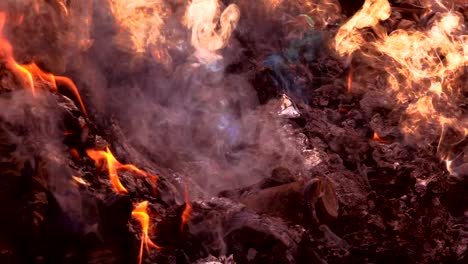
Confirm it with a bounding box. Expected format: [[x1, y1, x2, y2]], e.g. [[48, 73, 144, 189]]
[[372, 132, 386, 143], [180, 186, 192, 231], [131, 201, 160, 264], [70, 148, 80, 160], [0, 13, 87, 117], [86, 147, 158, 194], [338, 107, 348, 113], [33, 0, 40, 14], [346, 66, 353, 94]]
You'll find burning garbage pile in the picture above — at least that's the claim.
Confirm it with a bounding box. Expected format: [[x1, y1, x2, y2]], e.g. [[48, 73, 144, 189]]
[[0, 0, 466, 263]]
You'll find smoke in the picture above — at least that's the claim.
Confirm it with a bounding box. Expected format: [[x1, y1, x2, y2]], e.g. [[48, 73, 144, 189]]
[[0, 87, 97, 235], [0, 0, 335, 196], [89, 0, 309, 194]]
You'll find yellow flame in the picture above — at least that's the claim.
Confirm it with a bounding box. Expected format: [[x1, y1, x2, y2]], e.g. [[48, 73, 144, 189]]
[[108, 0, 168, 53], [334, 0, 391, 57], [185, 0, 240, 64], [334, 0, 467, 164]]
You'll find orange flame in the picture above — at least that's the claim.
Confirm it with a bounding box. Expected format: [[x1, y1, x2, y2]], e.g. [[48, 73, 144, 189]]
[[346, 66, 353, 94], [0, 12, 87, 117], [180, 186, 192, 231], [108, 0, 168, 53], [372, 132, 386, 143], [86, 147, 158, 194], [131, 201, 160, 264], [334, 0, 467, 169]]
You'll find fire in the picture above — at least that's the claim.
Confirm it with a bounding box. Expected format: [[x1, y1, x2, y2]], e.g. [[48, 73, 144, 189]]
[[108, 0, 168, 53], [0, 12, 87, 117], [180, 186, 192, 231], [185, 0, 240, 64], [334, 0, 467, 171], [86, 147, 158, 194], [334, 0, 391, 57], [372, 132, 386, 143], [131, 201, 160, 264], [346, 66, 353, 93], [72, 175, 90, 186]]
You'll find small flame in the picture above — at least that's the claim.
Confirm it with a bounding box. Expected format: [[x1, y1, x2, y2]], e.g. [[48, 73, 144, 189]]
[[180, 186, 192, 231], [346, 66, 353, 94], [69, 148, 80, 160], [0, 13, 87, 117], [86, 147, 158, 194], [372, 132, 386, 143], [445, 159, 453, 175], [72, 175, 90, 186], [131, 201, 160, 264]]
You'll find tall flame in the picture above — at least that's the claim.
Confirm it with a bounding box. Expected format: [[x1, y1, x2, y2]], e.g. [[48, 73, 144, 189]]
[[86, 147, 158, 194], [0, 12, 87, 117], [180, 185, 192, 231], [131, 201, 160, 264], [334, 0, 467, 168]]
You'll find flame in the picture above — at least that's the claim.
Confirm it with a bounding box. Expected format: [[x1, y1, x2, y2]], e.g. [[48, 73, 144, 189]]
[[86, 147, 158, 194], [373, 132, 386, 143], [180, 186, 192, 231], [0, 12, 87, 117], [185, 0, 240, 64], [108, 0, 168, 53], [334, 0, 391, 57], [347, 66, 353, 93], [131, 201, 160, 264], [334, 0, 467, 169], [72, 175, 90, 186], [70, 148, 80, 160]]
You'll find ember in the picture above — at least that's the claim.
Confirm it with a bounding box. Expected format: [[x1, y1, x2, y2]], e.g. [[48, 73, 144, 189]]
[[0, 0, 466, 263]]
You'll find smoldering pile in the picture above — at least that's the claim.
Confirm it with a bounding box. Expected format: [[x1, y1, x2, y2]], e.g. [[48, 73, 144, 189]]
[[0, 0, 467, 264]]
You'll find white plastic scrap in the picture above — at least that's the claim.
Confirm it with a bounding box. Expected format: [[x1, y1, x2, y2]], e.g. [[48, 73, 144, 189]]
[[303, 148, 322, 169], [278, 94, 300, 118], [195, 255, 236, 264]]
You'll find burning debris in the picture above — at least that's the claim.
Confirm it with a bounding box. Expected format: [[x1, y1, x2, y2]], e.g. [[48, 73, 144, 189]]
[[0, 0, 467, 263]]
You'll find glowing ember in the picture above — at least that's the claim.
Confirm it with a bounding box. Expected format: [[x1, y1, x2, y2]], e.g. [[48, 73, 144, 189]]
[[131, 201, 160, 264], [86, 147, 158, 194], [181, 186, 192, 231], [0, 12, 87, 117]]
